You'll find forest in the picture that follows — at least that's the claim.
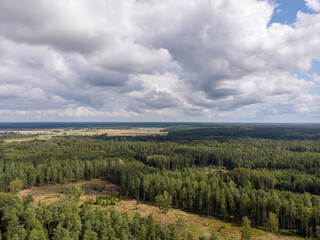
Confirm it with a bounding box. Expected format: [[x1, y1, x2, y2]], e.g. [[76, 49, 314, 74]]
[[0, 124, 320, 239]]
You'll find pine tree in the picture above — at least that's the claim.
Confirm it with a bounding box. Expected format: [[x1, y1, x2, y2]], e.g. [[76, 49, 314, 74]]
[[240, 216, 251, 240], [176, 217, 187, 239], [52, 223, 72, 240], [155, 191, 172, 225], [267, 212, 279, 236], [8, 179, 23, 195]]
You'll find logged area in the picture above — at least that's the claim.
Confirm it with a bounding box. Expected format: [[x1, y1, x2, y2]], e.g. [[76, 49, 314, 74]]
[[0, 124, 319, 239], [18, 179, 300, 240]]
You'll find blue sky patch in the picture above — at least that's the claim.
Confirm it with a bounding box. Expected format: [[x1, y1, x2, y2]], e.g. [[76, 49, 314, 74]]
[[269, 0, 315, 25]]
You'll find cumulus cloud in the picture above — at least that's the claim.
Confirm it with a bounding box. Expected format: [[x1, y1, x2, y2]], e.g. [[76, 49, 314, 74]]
[[0, 0, 319, 122], [305, 0, 320, 12]]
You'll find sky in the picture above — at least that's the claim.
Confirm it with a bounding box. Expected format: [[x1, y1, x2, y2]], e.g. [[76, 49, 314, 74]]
[[0, 0, 320, 122]]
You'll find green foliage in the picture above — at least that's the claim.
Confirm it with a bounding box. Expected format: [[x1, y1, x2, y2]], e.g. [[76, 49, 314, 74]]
[[267, 212, 279, 234], [63, 186, 83, 202], [155, 191, 172, 215], [93, 184, 104, 192], [316, 225, 320, 239], [155, 191, 172, 225], [22, 194, 33, 206], [240, 216, 251, 240], [209, 232, 218, 240], [8, 179, 23, 195], [147, 155, 169, 170], [176, 217, 187, 239]]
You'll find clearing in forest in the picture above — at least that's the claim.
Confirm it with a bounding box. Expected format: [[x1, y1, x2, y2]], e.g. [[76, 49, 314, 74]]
[[19, 180, 302, 240]]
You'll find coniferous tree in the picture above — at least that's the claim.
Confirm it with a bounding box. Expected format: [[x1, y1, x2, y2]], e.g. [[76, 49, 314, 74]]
[[240, 216, 251, 240], [155, 191, 172, 226], [8, 179, 23, 195], [267, 212, 279, 236]]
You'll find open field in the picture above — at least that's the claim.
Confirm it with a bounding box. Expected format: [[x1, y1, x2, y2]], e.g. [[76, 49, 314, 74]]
[[19, 180, 301, 240], [1, 127, 167, 142], [19, 179, 119, 205], [3, 136, 51, 143]]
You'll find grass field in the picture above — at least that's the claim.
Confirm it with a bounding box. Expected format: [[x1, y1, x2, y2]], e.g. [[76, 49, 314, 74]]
[[18, 179, 118, 205], [3, 136, 51, 143], [1, 127, 167, 142], [19, 180, 301, 240]]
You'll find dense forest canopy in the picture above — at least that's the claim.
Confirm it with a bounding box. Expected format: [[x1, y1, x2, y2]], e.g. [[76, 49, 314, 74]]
[[0, 124, 320, 239]]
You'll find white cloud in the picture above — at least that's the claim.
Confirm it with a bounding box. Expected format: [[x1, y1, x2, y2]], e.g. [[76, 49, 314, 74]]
[[305, 0, 320, 12], [0, 0, 319, 122]]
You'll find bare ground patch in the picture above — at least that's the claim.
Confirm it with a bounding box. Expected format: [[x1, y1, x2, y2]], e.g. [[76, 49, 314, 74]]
[[18, 179, 119, 205]]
